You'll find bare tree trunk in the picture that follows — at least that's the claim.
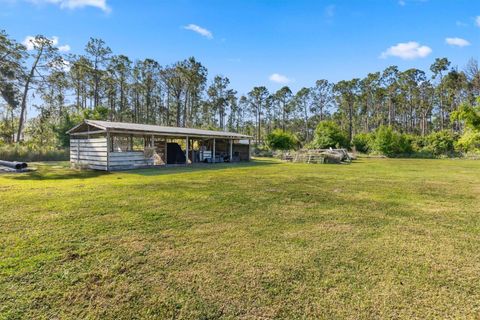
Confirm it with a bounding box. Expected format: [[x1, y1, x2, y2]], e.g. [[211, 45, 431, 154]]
[[119, 82, 124, 121], [166, 89, 170, 125], [348, 103, 353, 142], [176, 96, 181, 127], [304, 104, 309, 141], [17, 49, 42, 142], [388, 98, 393, 126]]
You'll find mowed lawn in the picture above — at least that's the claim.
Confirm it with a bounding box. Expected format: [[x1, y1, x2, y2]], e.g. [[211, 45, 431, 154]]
[[1, 158, 480, 319]]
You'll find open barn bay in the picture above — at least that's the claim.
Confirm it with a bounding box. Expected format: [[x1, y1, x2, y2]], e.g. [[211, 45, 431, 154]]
[[1, 158, 480, 319]]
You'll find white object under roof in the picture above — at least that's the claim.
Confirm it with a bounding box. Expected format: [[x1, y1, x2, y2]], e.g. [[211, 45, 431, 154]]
[[68, 120, 252, 139]]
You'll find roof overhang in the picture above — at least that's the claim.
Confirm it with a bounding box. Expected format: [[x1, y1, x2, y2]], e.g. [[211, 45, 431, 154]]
[[68, 120, 252, 140]]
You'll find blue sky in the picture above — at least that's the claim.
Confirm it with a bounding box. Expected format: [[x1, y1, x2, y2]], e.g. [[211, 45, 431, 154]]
[[1, 0, 480, 95]]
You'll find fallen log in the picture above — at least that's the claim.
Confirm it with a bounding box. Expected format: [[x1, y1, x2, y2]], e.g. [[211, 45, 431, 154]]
[[0, 160, 28, 170]]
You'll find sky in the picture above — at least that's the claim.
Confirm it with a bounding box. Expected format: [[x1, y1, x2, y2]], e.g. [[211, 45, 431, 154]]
[[1, 0, 480, 96]]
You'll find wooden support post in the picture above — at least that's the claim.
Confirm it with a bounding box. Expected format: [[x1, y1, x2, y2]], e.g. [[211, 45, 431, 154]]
[[151, 135, 154, 147], [248, 139, 251, 161], [213, 138, 216, 164], [229, 139, 233, 162], [185, 136, 189, 166], [76, 138, 80, 169], [106, 131, 111, 171], [164, 137, 168, 165]]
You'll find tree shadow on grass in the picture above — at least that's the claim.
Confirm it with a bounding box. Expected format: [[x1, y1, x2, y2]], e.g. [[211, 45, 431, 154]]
[[5, 169, 107, 181], [4, 159, 281, 180], [123, 158, 281, 177]]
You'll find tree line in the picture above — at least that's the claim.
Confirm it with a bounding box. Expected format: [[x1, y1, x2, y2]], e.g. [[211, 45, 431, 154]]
[[1, 29, 480, 149]]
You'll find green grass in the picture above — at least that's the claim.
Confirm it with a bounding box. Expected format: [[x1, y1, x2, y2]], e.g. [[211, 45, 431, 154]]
[[1, 158, 480, 319]]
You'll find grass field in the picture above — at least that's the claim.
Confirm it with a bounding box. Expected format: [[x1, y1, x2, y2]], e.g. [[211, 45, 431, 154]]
[[1, 158, 480, 319]]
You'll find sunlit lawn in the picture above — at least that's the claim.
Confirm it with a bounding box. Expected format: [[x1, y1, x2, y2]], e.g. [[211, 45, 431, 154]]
[[1, 158, 480, 319]]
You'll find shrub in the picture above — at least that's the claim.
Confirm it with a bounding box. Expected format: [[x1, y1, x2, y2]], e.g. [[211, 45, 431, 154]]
[[409, 135, 426, 153], [371, 126, 412, 156], [252, 144, 273, 157], [423, 130, 457, 156], [266, 129, 298, 151], [352, 133, 372, 153], [451, 99, 480, 131], [55, 106, 110, 148], [398, 134, 414, 154], [0, 144, 69, 162], [312, 121, 349, 149], [455, 129, 480, 152]]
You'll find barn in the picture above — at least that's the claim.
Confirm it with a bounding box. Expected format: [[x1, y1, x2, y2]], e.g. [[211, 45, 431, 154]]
[[67, 120, 252, 171]]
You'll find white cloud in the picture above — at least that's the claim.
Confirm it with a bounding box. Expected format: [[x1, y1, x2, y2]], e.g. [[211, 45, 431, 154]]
[[183, 24, 213, 39], [22, 36, 37, 50], [58, 44, 71, 52], [22, 35, 70, 52], [50, 35, 59, 46], [476, 16, 480, 27], [49, 57, 71, 72], [445, 37, 470, 47], [380, 41, 432, 60], [61, 59, 71, 72], [28, 0, 110, 13], [269, 73, 291, 84]]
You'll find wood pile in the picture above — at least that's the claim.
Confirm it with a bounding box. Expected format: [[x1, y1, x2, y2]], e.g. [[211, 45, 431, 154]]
[[144, 147, 165, 165], [287, 149, 352, 164]]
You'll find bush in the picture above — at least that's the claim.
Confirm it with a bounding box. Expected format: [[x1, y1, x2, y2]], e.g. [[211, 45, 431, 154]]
[[371, 126, 412, 156], [312, 121, 349, 149], [423, 130, 457, 156], [265, 129, 298, 151], [0, 144, 69, 162], [55, 105, 110, 148], [352, 133, 372, 153], [409, 135, 426, 153], [252, 144, 274, 157], [455, 129, 480, 152]]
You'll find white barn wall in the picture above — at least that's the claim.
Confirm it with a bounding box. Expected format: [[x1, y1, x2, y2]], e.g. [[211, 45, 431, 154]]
[[70, 137, 108, 170]]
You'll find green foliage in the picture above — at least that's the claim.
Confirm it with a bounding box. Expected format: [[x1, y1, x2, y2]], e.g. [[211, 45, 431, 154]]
[[83, 105, 110, 120], [451, 98, 480, 154], [423, 130, 457, 156], [54, 106, 109, 148], [451, 98, 480, 130], [54, 113, 80, 148], [371, 126, 412, 156], [265, 129, 298, 151], [409, 135, 426, 153], [0, 144, 68, 161], [352, 133, 372, 153], [353, 130, 458, 158], [0, 118, 15, 143], [312, 121, 349, 149], [252, 144, 273, 157], [455, 129, 480, 152]]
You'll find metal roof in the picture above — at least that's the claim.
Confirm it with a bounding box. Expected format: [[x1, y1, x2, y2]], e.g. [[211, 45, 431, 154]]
[[68, 120, 252, 139]]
